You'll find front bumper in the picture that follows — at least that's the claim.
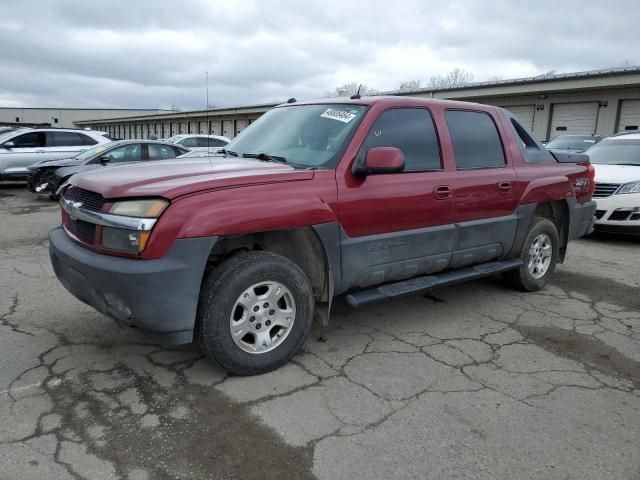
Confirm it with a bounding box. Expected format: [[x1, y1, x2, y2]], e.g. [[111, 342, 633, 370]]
[[593, 193, 640, 236], [49, 227, 217, 344]]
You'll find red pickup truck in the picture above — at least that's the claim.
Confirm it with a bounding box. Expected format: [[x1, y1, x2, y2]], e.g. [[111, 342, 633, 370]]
[[49, 97, 596, 375]]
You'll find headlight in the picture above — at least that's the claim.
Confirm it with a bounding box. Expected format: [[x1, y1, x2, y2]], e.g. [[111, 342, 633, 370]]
[[101, 198, 168, 253], [617, 182, 640, 195], [109, 199, 168, 217]]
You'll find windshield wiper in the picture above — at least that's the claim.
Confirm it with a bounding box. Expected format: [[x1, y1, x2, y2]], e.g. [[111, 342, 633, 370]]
[[242, 152, 288, 163], [614, 163, 640, 166], [219, 149, 239, 157]]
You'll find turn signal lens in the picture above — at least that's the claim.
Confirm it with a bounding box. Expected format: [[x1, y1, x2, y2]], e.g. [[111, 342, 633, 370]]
[[102, 228, 151, 253], [109, 199, 168, 218]]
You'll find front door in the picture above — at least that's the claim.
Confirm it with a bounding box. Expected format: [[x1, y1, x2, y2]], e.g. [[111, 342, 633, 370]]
[[337, 107, 457, 291], [0, 131, 48, 178]]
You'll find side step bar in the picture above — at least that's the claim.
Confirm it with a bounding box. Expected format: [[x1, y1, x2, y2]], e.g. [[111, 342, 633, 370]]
[[344, 259, 523, 308]]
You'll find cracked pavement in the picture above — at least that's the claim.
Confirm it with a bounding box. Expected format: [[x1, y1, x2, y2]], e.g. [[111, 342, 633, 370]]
[[1, 185, 639, 479]]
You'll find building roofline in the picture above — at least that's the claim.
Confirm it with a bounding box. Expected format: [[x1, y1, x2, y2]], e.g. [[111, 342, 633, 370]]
[[75, 65, 640, 125], [0, 107, 173, 111], [385, 66, 640, 96]]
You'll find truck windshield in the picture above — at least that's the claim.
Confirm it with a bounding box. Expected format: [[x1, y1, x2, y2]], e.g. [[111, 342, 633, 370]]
[[587, 139, 640, 166], [226, 104, 367, 168]]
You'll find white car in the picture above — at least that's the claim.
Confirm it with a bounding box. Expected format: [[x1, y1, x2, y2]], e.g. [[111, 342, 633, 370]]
[[0, 127, 111, 181], [166, 134, 230, 151], [588, 132, 640, 236]]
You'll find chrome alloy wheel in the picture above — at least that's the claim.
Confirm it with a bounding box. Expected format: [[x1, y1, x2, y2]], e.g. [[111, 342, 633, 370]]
[[229, 281, 296, 354], [527, 233, 552, 279]]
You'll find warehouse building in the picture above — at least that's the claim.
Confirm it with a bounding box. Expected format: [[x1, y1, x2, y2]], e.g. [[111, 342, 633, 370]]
[[74, 66, 640, 142], [0, 107, 172, 129]]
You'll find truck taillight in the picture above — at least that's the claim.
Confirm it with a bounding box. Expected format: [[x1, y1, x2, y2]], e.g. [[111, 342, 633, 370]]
[[587, 163, 596, 194]]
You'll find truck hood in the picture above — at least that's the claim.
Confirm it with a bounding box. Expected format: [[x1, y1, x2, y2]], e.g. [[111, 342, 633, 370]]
[[70, 157, 316, 200], [593, 163, 640, 184]]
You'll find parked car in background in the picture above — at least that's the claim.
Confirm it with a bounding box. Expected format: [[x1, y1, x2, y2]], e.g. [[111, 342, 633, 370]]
[[545, 134, 604, 153], [48, 97, 596, 375], [0, 127, 110, 181], [167, 134, 230, 150], [588, 132, 640, 235], [177, 149, 225, 158], [27, 140, 189, 199]]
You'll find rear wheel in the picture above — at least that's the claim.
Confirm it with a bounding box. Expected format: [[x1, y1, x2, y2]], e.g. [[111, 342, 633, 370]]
[[196, 251, 314, 375], [504, 217, 559, 291]]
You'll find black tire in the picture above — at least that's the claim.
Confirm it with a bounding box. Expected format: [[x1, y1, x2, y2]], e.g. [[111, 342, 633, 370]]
[[196, 251, 314, 375], [504, 217, 560, 292]]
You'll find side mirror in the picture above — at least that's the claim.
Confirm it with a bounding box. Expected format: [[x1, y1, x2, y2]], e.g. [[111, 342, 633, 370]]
[[3, 141, 15, 149], [355, 147, 405, 175], [99, 155, 111, 163]]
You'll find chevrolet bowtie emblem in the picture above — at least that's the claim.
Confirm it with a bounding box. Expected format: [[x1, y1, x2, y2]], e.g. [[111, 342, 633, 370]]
[[68, 200, 83, 220]]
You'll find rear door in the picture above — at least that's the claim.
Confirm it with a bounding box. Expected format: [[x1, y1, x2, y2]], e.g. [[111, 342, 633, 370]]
[[48, 131, 91, 159], [337, 106, 457, 290], [445, 109, 519, 266]]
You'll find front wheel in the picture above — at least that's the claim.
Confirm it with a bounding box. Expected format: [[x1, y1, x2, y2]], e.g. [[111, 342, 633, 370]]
[[504, 217, 560, 292], [196, 251, 314, 375]]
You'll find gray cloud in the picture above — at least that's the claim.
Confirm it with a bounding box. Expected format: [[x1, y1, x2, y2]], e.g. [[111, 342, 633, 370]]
[[0, 0, 638, 109]]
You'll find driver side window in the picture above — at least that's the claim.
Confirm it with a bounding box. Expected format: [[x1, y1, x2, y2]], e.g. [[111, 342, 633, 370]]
[[358, 108, 442, 172], [11, 132, 47, 148]]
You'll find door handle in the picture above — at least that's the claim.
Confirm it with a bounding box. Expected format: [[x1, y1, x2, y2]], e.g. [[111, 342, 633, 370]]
[[498, 181, 512, 193], [434, 185, 452, 200]]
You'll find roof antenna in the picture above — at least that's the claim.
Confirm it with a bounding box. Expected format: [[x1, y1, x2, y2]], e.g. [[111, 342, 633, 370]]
[[350, 85, 362, 100]]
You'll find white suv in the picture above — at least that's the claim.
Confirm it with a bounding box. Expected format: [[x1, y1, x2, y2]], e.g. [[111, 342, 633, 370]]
[[0, 128, 110, 180], [589, 132, 640, 236]]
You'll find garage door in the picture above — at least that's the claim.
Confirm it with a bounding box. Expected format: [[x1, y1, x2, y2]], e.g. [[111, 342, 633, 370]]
[[235, 119, 249, 136], [503, 105, 535, 131], [617, 100, 640, 133], [549, 102, 599, 139], [222, 120, 234, 138]]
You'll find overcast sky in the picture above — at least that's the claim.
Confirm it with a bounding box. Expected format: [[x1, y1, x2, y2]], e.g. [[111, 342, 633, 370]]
[[0, 0, 638, 110]]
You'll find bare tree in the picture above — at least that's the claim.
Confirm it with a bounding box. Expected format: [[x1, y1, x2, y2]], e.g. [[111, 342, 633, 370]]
[[429, 68, 474, 89], [330, 82, 379, 97], [397, 80, 422, 92]]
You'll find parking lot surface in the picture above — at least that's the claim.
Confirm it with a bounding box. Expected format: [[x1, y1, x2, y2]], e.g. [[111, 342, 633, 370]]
[[1, 184, 639, 480]]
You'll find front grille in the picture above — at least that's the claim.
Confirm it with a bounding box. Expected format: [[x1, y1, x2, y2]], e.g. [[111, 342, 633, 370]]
[[609, 210, 632, 221], [65, 187, 105, 211], [68, 218, 96, 243], [593, 183, 621, 198], [594, 210, 606, 220]]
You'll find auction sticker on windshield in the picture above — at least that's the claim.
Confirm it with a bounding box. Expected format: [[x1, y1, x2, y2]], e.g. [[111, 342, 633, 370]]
[[320, 108, 358, 123]]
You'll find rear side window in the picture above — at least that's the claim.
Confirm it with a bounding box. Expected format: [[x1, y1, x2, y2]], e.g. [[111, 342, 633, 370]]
[[445, 110, 505, 169], [359, 108, 441, 172], [180, 137, 198, 147], [196, 137, 228, 148], [51, 132, 86, 147], [80, 134, 98, 146], [148, 144, 178, 160]]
